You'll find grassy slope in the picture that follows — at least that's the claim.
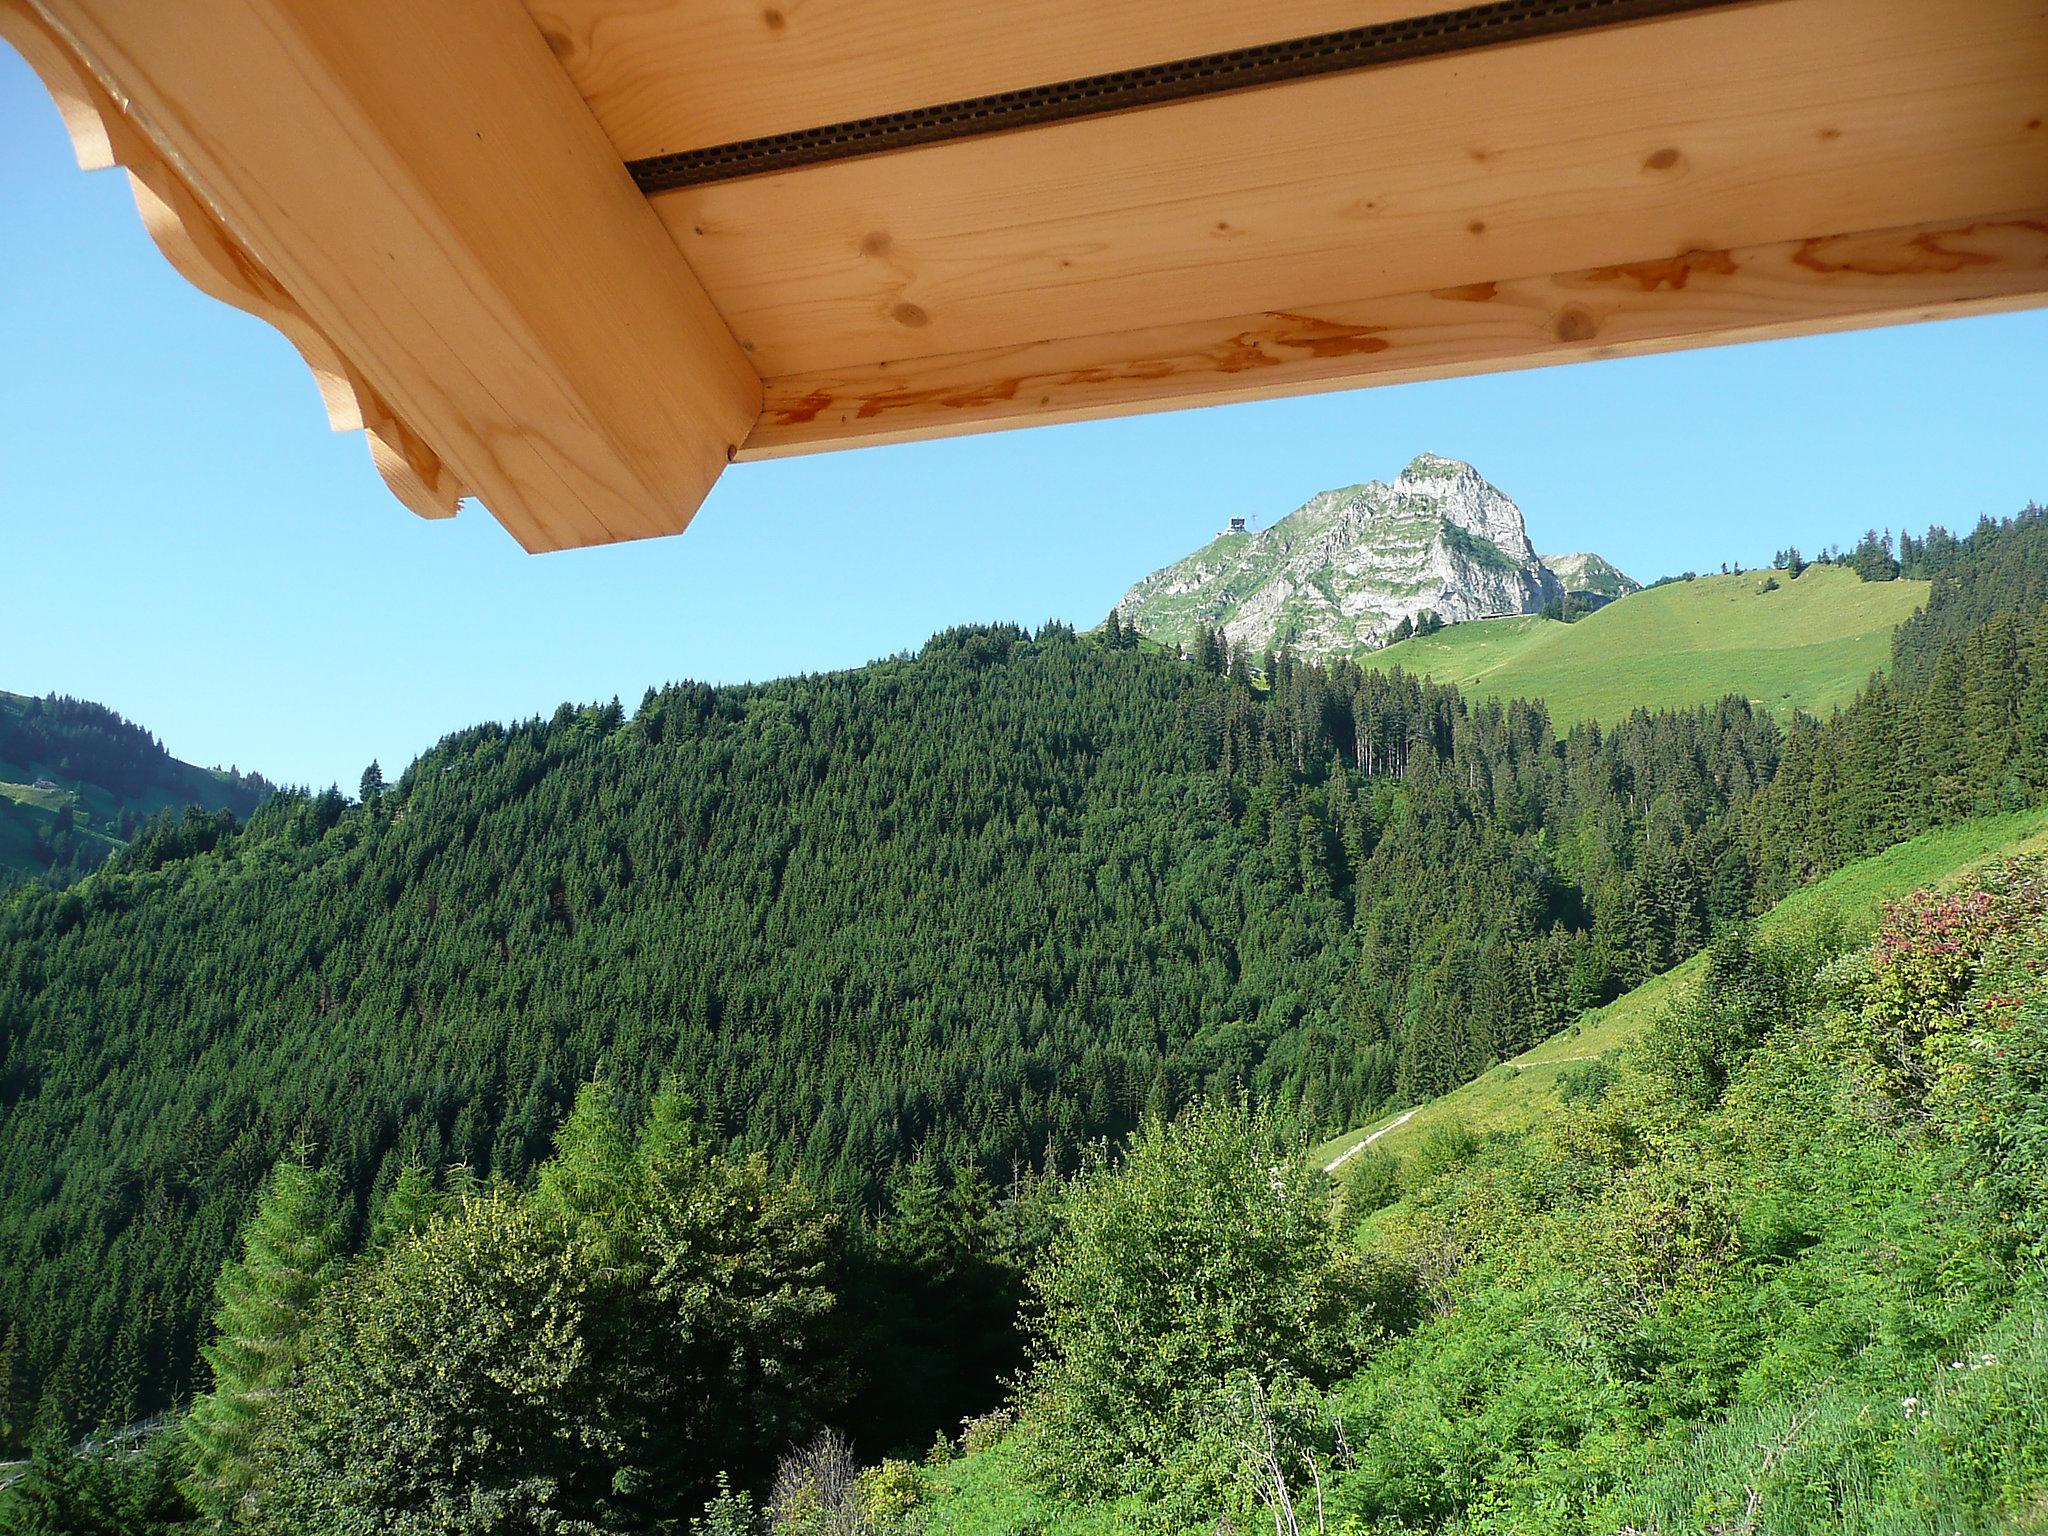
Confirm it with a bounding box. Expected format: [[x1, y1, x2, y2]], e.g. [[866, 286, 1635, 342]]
[[1312, 804, 2048, 1169], [1361, 565, 1927, 726]]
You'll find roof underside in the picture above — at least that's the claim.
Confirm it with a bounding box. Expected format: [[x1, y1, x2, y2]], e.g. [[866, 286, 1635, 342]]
[[8, 0, 2048, 550]]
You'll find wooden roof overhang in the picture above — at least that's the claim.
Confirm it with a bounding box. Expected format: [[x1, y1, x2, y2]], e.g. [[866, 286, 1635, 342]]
[[6, 0, 2046, 551]]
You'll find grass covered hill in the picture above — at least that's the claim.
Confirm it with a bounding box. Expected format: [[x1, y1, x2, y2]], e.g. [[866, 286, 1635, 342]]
[[1363, 562, 1928, 726], [0, 690, 274, 888]]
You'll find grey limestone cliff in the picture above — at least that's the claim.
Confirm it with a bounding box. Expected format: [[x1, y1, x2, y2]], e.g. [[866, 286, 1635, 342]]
[[1118, 454, 1630, 658]]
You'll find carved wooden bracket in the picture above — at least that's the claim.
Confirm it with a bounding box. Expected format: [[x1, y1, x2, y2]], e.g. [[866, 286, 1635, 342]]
[[1, 0, 464, 521]]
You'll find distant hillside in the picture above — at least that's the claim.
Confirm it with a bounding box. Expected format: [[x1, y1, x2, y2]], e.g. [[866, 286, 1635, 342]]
[[1363, 563, 1927, 725], [0, 616, 1800, 1439], [0, 690, 275, 887], [1116, 454, 1630, 658]]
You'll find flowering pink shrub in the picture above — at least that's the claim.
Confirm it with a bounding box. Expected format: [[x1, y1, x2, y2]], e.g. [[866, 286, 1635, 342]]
[[1858, 860, 2047, 1107]]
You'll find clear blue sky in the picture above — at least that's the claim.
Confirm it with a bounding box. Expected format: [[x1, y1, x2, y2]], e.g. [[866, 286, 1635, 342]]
[[4, 50, 2046, 792]]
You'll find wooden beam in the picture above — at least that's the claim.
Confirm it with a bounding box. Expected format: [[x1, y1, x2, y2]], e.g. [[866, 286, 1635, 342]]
[[26, 0, 760, 552], [657, 0, 2048, 379], [740, 212, 2048, 458], [528, 0, 1446, 159]]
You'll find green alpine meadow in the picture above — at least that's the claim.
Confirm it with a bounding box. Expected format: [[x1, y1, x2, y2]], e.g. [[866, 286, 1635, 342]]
[[6, 476, 2048, 1535]]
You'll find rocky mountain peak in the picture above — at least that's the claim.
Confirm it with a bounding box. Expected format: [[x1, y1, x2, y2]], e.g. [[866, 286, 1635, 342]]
[[1540, 551, 1642, 600], [1114, 456, 1632, 659], [1390, 454, 1538, 564]]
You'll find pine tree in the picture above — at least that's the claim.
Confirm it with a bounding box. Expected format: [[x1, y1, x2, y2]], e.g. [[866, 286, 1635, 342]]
[[179, 1155, 343, 1526], [882, 1153, 952, 1271], [368, 1163, 446, 1249], [4, 1419, 112, 1536], [0, 1326, 14, 1448]]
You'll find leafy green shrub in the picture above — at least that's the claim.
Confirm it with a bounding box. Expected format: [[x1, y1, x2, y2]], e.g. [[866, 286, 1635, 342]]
[[1847, 859, 2048, 1110], [1585, 1162, 1743, 1316], [694, 1473, 765, 1536], [1403, 1123, 1479, 1188], [1018, 1100, 1403, 1505], [259, 1193, 606, 1534], [257, 1088, 842, 1534], [955, 1408, 1014, 1458], [1641, 922, 1828, 1108], [1557, 1059, 1612, 1107], [1920, 860, 2048, 1257], [857, 1459, 926, 1533], [1334, 1146, 1403, 1225]]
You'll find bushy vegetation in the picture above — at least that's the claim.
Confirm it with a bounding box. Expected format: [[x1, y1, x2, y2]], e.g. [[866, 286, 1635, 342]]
[[1328, 860, 2048, 1534], [2, 1088, 847, 1536], [16, 847, 2043, 1533], [907, 855, 2048, 1535], [258, 1088, 845, 1534], [0, 613, 1802, 1436], [12, 828, 2046, 1536], [1016, 1100, 1408, 1513]]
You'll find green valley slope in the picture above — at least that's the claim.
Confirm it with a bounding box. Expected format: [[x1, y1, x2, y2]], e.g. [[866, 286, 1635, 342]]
[[0, 689, 274, 887], [1363, 564, 1926, 725], [1314, 802, 2048, 1169], [0, 621, 1797, 1440]]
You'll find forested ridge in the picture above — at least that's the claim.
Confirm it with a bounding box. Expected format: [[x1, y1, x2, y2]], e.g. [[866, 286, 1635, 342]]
[[0, 693, 266, 809], [2, 505, 2046, 1466], [0, 691, 275, 888]]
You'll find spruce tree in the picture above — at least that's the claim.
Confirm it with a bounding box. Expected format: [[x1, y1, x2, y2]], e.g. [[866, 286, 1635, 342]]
[[368, 1164, 447, 1250], [881, 1154, 951, 1271], [0, 1326, 14, 1447], [179, 1155, 343, 1526]]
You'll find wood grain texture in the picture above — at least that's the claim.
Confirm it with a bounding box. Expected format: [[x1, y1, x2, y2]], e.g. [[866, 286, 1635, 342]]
[[529, 0, 1445, 158], [29, 0, 760, 552], [0, 0, 463, 521], [657, 0, 2048, 379], [740, 213, 2048, 458]]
